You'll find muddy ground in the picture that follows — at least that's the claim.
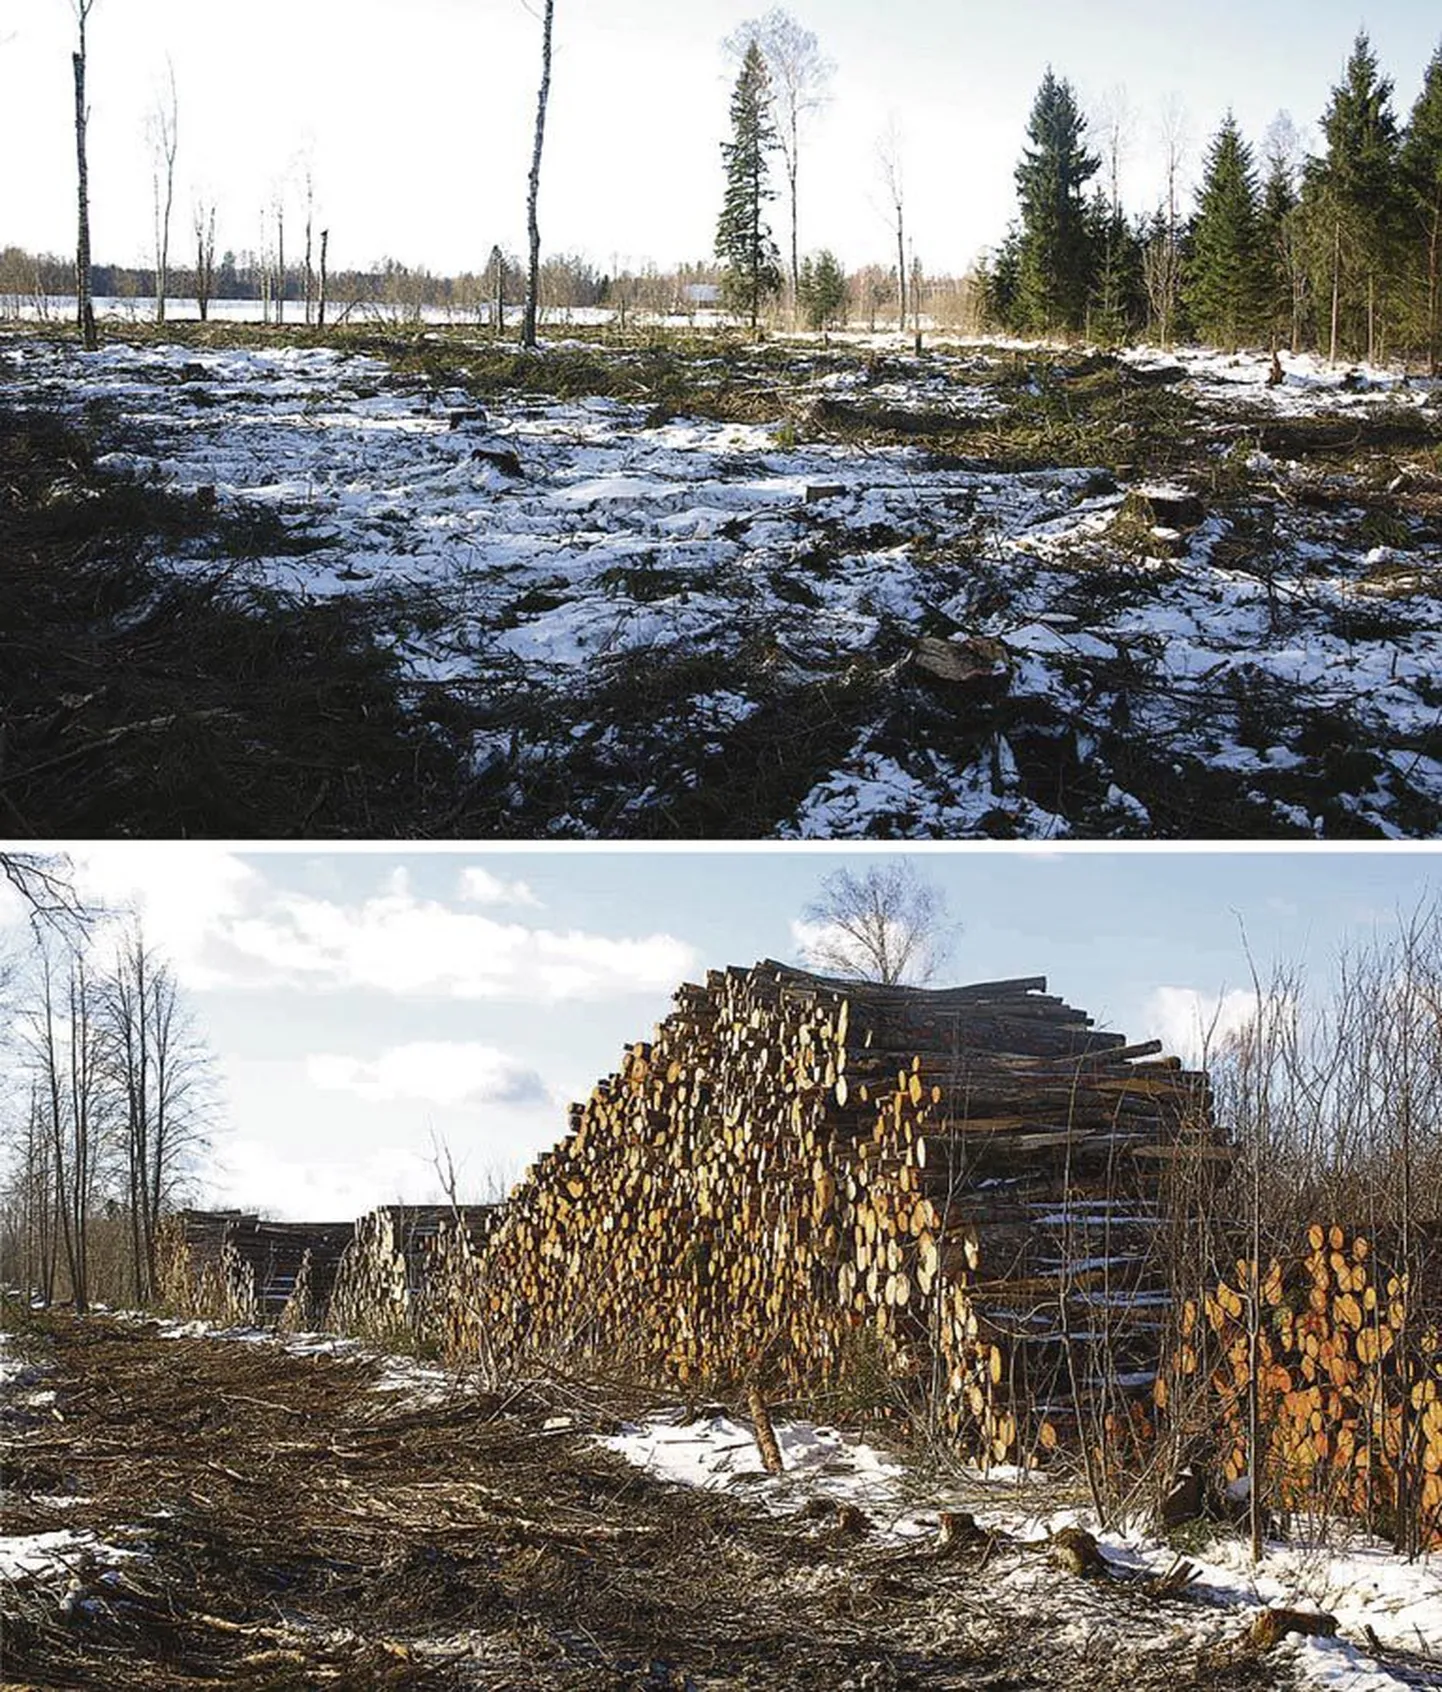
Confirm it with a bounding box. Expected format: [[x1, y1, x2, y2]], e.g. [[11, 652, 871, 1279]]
[[0, 1309, 1307, 1691]]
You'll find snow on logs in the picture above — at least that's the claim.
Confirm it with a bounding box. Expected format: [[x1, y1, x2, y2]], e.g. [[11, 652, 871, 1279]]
[[456, 961, 1218, 1467]]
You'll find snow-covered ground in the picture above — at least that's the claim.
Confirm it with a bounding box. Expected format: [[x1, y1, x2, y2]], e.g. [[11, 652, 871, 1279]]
[[4, 330, 1439, 835], [606, 1405, 1442, 1692]]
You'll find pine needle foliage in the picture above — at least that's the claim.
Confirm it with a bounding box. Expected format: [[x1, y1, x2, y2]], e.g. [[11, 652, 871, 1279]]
[[1400, 48, 1442, 373], [1186, 115, 1265, 352], [1014, 69, 1100, 335], [798, 248, 847, 331], [717, 43, 783, 331]]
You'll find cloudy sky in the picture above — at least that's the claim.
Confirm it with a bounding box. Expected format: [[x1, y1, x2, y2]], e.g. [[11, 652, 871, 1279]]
[[3, 846, 1439, 1222], [3, 1, 1438, 280]]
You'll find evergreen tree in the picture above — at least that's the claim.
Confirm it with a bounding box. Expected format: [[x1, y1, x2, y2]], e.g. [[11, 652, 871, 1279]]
[[1185, 114, 1265, 351], [1303, 32, 1405, 362], [978, 226, 1023, 331], [1013, 69, 1100, 335], [1400, 47, 1442, 373], [797, 249, 847, 331], [716, 43, 783, 331], [1084, 190, 1144, 344]]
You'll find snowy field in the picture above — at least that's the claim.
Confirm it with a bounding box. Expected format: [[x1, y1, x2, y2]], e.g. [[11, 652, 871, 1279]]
[[4, 328, 1440, 836]]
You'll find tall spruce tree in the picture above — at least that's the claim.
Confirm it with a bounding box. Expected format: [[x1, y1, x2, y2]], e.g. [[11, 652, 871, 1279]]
[[1400, 47, 1442, 373], [1185, 114, 1265, 351], [716, 43, 783, 331], [1304, 32, 1405, 363], [1013, 69, 1100, 335]]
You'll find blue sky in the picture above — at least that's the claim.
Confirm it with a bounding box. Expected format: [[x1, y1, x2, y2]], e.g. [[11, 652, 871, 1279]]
[[3, 845, 1435, 1221], [4, 1, 1438, 279]]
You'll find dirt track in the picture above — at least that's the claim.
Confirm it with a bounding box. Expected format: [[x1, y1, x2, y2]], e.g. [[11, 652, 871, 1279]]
[[0, 1311, 1296, 1690]]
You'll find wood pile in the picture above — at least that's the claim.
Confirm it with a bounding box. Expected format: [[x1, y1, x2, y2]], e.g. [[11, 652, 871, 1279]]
[[155, 1210, 252, 1320], [456, 961, 1214, 1466], [1161, 1223, 1442, 1546], [329, 1205, 499, 1344], [156, 1211, 354, 1328]]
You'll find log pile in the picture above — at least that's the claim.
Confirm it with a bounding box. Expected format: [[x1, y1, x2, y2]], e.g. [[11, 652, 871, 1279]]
[[1161, 1223, 1442, 1546], [155, 1210, 252, 1320], [156, 1211, 354, 1328], [329, 1205, 500, 1344], [457, 961, 1215, 1466]]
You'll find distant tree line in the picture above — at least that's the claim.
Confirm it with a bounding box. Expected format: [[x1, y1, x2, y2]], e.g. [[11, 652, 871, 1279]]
[[980, 33, 1442, 370], [0, 246, 726, 321]]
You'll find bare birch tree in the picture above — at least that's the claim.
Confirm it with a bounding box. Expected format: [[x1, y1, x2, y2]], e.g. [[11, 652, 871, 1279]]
[[877, 120, 907, 331], [148, 58, 178, 325], [1144, 94, 1189, 347], [302, 161, 316, 325], [25, 947, 106, 1311], [104, 927, 213, 1304], [70, 0, 99, 350], [521, 0, 555, 350], [193, 199, 216, 322], [725, 10, 833, 321], [797, 862, 957, 986], [274, 195, 286, 326]]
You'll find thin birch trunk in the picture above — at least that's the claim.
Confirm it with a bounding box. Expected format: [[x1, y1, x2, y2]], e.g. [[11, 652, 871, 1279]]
[[522, 0, 555, 350]]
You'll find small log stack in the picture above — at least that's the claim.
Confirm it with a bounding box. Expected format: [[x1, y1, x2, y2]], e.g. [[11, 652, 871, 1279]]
[[155, 1210, 252, 1320], [329, 1205, 500, 1344], [457, 961, 1214, 1466], [1160, 1222, 1442, 1546], [156, 1211, 354, 1328]]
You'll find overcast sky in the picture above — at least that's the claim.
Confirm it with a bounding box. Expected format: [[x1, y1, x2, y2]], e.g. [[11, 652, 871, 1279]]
[[2, 846, 1440, 1222], [3, 2, 1439, 281]]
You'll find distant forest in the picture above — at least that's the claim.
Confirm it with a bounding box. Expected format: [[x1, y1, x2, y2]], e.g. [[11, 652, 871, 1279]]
[[979, 32, 1441, 369], [0, 241, 981, 332]]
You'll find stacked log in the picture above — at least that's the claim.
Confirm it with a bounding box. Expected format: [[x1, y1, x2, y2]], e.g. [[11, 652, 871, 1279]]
[[458, 961, 1214, 1467], [157, 1211, 353, 1327], [330, 1205, 500, 1344], [1160, 1223, 1442, 1546], [155, 1210, 253, 1319]]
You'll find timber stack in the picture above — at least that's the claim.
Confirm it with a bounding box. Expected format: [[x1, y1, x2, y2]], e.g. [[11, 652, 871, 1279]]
[[329, 1204, 500, 1344], [1161, 1222, 1442, 1546], [157, 1211, 355, 1328], [459, 961, 1217, 1466]]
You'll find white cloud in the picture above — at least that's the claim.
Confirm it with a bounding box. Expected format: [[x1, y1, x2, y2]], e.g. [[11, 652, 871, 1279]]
[[70, 845, 260, 986], [64, 850, 695, 1003], [457, 866, 541, 908], [307, 1042, 548, 1108], [209, 1136, 449, 1222], [1147, 986, 1260, 1065]]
